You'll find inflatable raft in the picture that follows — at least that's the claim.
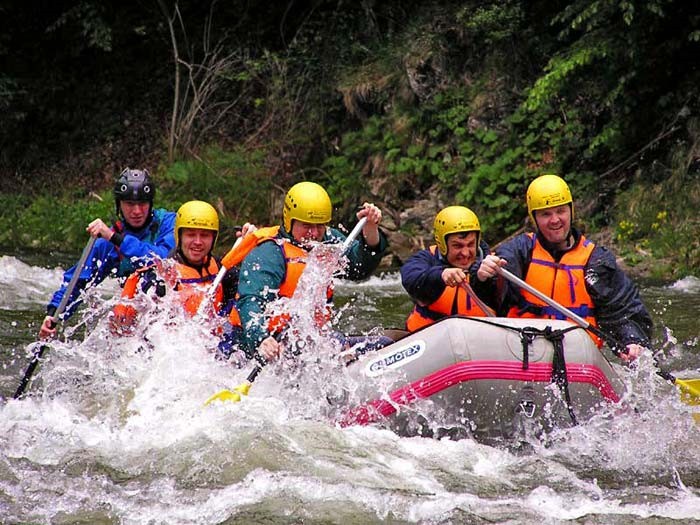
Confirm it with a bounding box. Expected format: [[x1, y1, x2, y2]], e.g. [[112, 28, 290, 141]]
[[336, 316, 626, 442]]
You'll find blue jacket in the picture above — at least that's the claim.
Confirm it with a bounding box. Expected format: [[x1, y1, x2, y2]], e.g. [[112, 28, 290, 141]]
[[400, 240, 493, 307], [494, 227, 653, 347], [237, 225, 388, 356], [47, 208, 176, 318]]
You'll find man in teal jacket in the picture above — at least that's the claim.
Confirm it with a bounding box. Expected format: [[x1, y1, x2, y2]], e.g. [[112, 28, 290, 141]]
[[236, 181, 388, 362]]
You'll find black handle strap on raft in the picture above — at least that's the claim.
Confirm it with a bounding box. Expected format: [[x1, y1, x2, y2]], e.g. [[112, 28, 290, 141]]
[[519, 328, 537, 371], [518, 324, 579, 425], [542, 325, 578, 425], [451, 315, 581, 424]]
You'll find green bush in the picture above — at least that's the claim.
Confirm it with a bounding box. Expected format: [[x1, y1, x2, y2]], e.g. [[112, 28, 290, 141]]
[[159, 144, 271, 252], [0, 144, 270, 255], [613, 168, 700, 279], [0, 193, 112, 251]]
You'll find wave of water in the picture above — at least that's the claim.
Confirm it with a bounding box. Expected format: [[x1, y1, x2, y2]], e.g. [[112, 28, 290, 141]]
[[668, 275, 700, 293], [1, 255, 699, 523], [0, 255, 119, 311], [0, 255, 65, 310]]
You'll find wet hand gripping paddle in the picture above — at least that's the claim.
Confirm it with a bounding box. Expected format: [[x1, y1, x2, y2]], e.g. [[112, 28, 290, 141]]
[[13, 236, 97, 399]]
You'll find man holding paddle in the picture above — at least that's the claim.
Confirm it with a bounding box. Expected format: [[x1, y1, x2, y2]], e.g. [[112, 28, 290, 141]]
[[235, 181, 388, 363], [476, 174, 652, 362], [110, 200, 253, 338], [38, 168, 177, 340], [401, 205, 496, 331]]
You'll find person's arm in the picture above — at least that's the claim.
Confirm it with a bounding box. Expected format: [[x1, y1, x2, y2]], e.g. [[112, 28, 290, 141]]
[[400, 249, 446, 305], [476, 234, 532, 315], [356, 202, 382, 248], [468, 240, 498, 308], [339, 227, 389, 280], [236, 242, 286, 357], [118, 210, 177, 261], [586, 246, 653, 350], [337, 203, 389, 280]]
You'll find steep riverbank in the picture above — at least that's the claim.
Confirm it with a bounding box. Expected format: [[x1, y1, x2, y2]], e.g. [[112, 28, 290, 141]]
[[2, 2, 698, 279]]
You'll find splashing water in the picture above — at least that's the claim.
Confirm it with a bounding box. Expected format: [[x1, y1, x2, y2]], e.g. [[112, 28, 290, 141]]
[[250, 242, 374, 419], [1, 254, 700, 523]]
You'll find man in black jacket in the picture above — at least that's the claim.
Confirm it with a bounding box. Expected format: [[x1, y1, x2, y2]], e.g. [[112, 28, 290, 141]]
[[477, 174, 652, 362]]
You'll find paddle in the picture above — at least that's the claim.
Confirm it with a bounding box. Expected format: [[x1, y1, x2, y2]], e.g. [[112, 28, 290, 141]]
[[204, 361, 263, 405], [204, 217, 369, 405], [460, 281, 496, 317], [194, 234, 246, 320], [13, 236, 97, 399], [496, 266, 700, 404]]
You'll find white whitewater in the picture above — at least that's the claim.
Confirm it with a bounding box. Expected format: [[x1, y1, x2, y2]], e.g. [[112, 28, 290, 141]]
[[0, 254, 699, 524]]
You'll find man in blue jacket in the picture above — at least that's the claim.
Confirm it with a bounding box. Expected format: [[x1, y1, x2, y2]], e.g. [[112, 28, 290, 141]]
[[477, 174, 652, 362], [401, 206, 495, 332], [39, 168, 176, 339]]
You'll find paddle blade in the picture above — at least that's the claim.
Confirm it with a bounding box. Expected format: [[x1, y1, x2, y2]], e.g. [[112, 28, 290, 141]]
[[676, 378, 700, 406], [234, 382, 252, 397], [204, 388, 243, 405], [203, 381, 252, 406]]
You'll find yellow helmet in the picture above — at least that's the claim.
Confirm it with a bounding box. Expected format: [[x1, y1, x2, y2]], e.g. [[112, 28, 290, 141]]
[[433, 206, 481, 256], [283, 181, 332, 232], [526, 174, 574, 223], [175, 200, 219, 248]]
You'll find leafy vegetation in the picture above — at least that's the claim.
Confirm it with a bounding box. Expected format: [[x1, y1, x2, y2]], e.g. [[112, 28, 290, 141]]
[[0, 0, 698, 277]]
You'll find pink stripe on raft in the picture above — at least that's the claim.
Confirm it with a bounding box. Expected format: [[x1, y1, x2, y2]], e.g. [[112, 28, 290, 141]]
[[339, 360, 620, 427]]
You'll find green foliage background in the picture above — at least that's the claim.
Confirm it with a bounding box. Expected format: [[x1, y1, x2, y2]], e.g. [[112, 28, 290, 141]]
[[1, 0, 698, 276]]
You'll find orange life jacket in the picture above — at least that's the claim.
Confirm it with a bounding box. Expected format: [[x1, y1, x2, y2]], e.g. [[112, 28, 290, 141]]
[[173, 257, 223, 316], [507, 233, 603, 347], [405, 245, 490, 332], [220, 226, 281, 269], [111, 257, 225, 334], [228, 227, 333, 334], [111, 270, 142, 335]]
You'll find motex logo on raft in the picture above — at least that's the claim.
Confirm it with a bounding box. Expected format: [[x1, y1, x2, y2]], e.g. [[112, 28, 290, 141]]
[[365, 340, 426, 377]]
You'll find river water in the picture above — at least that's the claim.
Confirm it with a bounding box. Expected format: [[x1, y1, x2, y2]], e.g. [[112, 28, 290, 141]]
[[0, 250, 699, 524]]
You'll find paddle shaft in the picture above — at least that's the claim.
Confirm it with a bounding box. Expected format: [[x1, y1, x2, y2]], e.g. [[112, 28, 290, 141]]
[[497, 266, 631, 353], [14, 236, 97, 399], [460, 281, 496, 317], [247, 364, 262, 383], [496, 266, 679, 383], [342, 217, 367, 251]]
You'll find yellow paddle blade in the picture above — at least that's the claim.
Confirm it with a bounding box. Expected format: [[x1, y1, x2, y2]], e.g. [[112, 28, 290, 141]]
[[204, 388, 243, 406], [234, 382, 252, 397], [203, 381, 252, 406], [674, 378, 700, 424], [676, 378, 700, 406]]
